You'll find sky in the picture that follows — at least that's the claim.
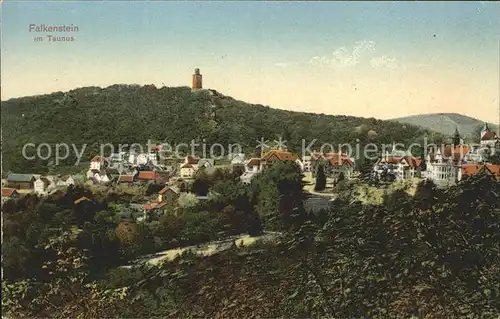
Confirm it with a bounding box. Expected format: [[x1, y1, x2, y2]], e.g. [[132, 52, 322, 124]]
[[1, 1, 499, 122]]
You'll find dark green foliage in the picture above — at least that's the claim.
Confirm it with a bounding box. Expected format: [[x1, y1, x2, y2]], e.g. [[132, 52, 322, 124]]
[[3, 171, 500, 318], [314, 164, 326, 191], [251, 161, 309, 232], [2, 85, 430, 174]]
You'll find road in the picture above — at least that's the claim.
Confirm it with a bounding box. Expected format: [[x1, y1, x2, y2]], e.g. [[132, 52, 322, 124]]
[[121, 231, 281, 268]]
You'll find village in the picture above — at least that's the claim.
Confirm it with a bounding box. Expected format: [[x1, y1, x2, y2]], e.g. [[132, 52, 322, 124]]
[[3, 121, 500, 216], [2, 69, 500, 218]]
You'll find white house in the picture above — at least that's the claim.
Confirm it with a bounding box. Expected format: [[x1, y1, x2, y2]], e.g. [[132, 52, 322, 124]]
[[57, 175, 75, 187], [302, 156, 312, 172], [34, 178, 48, 195], [373, 155, 421, 181], [245, 158, 262, 173], [100, 172, 111, 184], [230, 153, 246, 165], [480, 123, 499, 148], [424, 147, 462, 187]]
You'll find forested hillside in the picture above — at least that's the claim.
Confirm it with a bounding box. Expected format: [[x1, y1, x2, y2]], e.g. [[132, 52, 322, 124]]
[[2, 85, 440, 173]]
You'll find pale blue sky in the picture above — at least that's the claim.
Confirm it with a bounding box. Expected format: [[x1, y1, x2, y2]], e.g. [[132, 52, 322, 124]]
[[1, 1, 499, 122]]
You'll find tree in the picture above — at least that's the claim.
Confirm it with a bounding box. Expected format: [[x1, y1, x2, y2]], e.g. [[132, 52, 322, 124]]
[[252, 161, 308, 232], [314, 165, 327, 191], [178, 193, 200, 209]]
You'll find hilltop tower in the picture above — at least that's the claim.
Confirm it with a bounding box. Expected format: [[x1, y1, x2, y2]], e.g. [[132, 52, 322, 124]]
[[192, 68, 202, 90]]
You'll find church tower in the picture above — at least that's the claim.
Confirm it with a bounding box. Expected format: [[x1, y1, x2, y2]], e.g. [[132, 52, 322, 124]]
[[452, 126, 461, 147], [192, 68, 202, 90]]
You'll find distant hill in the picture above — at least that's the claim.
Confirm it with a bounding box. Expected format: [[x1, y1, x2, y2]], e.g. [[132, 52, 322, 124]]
[[391, 113, 498, 142], [2, 85, 437, 173]]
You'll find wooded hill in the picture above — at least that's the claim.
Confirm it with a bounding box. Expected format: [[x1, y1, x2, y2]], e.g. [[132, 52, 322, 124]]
[[1, 85, 441, 173]]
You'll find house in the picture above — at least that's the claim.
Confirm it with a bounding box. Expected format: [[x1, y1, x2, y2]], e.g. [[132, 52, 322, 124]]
[[373, 155, 422, 182], [230, 153, 246, 165], [137, 171, 166, 184], [157, 185, 180, 203], [1, 188, 19, 203], [480, 123, 499, 148], [6, 173, 35, 190], [98, 170, 111, 184], [458, 164, 500, 181], [90, 156, 109, 171], [34, 177, 50, 195], [424, 146, 466, 187], [180, 163, 196, 178], [302, 155, 312, 172], [260, 149, 298, 170], [57, 175, 75, 187], [117, 175, 136, 184], [312, 153, 355, 179], [240, 158, 263, 184], [245, 158, 262, 173], [324, 155, 355, 180]]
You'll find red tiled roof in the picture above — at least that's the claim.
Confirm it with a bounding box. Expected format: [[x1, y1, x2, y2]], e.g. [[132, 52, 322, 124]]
[[485, 164, 500, 177], [328, 156, 354, 167], [118, 175, 135, 182], [461, 164, 500, 178], [381, 156, 422, 168], [481, 131, 497, 141], [402, 156, 423, 168], [461, 165, 480, 177], [1, 188, 17, 197], [74, 196, 91, 204], [262, 150, 297, 161], [158, 185, 178, 194], [155, 202, 168, 209], [137, 171, 158, 180]]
